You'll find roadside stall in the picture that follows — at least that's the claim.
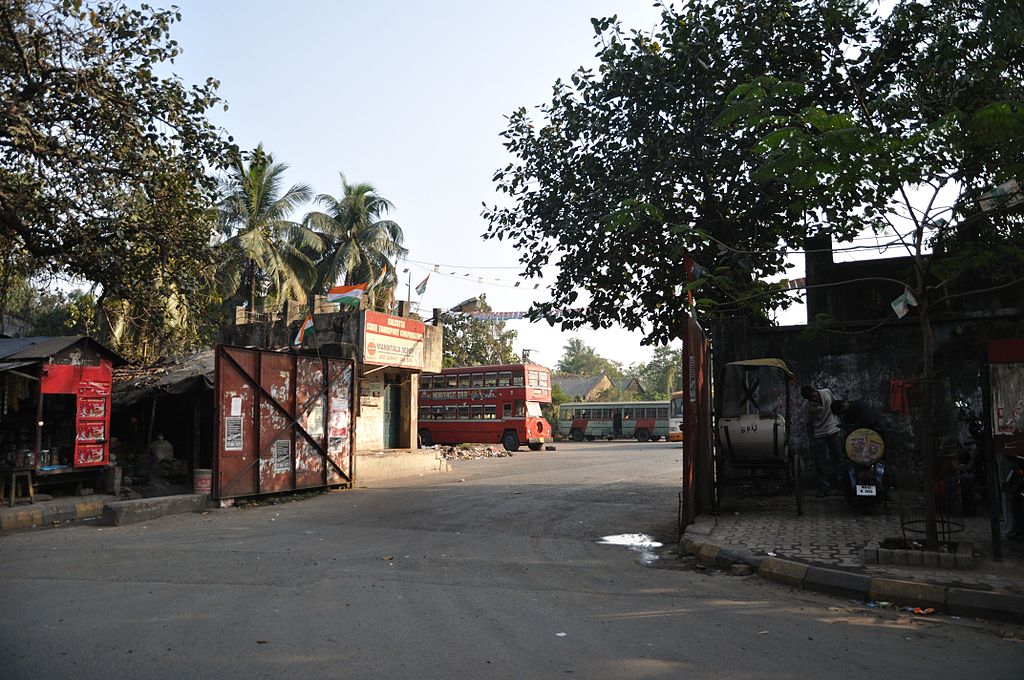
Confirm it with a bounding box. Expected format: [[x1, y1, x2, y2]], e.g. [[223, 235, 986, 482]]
[[0, 336, 121, 503]]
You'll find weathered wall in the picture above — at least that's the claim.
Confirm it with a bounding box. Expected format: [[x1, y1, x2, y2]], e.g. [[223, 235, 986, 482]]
[[711, 312, 1024, 457], [356, 379, 385, 450]]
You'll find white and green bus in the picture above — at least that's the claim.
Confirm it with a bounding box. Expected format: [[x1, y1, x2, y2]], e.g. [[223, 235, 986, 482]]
[[557, 401, 670, 442]]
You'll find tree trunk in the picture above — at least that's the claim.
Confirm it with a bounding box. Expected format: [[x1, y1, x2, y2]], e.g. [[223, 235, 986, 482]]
[[919, 298, 939, 549]]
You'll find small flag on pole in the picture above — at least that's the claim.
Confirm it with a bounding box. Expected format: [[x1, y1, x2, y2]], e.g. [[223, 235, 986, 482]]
[[293, 313, 314, 346], [415, 275, 429, 296], [327, 283, 368, 307]]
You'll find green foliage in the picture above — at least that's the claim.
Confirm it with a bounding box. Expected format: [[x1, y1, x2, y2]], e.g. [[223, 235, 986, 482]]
[[723, 0, 1024, 313], [302, 176, 407, 310], [441, 294, 518, 368], [483, 1, 869, 342], [555, 338, 622, 378], [541, 383, 571, 424], [626, 345, 682, 400], [0, 0, 231, 338], [218, 145, 315, 311]]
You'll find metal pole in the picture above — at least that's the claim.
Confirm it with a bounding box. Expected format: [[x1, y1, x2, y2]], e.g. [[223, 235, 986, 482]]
[[981, 359, 1002, 561]]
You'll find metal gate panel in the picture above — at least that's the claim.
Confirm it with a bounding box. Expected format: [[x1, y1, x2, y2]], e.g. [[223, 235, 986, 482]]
[[258, 352, 295, 493], [680, 313, 714, 530], [295, 356, 326, 488], [326, 360, 354, 485], [214, 346, 355, 499]]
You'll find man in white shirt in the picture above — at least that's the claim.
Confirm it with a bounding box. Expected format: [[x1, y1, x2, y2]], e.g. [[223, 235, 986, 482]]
[[801, 385, 843, 496]]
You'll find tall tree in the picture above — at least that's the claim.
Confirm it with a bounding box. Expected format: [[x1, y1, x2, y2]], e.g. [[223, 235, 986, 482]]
[[0, 0, 230, 327], [441, 294, 519, 368], [555, 338, 622, 377], [218, 145, 315, 311], [628, 345, 682, 399], [303, 176, 407, 310], [483, 1, 857, 343], [722, 0, 1024, 547]]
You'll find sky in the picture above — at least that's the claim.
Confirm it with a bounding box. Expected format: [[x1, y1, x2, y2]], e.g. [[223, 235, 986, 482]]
[[163, 0, 672, 370]]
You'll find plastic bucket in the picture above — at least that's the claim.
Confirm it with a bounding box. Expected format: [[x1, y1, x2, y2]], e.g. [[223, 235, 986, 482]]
[[193, 468, 213, 495]]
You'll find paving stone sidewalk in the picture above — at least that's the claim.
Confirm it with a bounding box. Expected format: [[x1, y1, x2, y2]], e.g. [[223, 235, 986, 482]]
[[687, 488, 1024, 595]]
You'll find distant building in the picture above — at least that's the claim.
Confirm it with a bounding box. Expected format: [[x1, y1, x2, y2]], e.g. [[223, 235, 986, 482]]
[[553, 374, 646, 401]]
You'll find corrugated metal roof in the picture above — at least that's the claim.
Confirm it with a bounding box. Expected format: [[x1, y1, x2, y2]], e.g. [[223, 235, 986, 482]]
[[112, 349, 215, 408], [0, 336, 120, 363]]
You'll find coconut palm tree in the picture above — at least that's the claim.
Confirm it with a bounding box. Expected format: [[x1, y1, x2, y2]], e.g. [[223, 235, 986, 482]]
[[217, 145, 317, 311], [303, 176, 408, 309]]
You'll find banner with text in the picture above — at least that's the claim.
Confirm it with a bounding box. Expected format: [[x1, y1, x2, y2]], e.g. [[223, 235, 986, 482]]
[[362, 310, 425, 369]]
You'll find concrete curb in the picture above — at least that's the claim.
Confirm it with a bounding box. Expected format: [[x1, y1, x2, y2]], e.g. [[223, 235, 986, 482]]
[[0, 498, 109, 531], [681, 531, 1024, 625], [102, 494, 210, 526]]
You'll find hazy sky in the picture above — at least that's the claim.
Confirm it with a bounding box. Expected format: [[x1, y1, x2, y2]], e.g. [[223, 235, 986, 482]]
[[164, 0, 672, 369]]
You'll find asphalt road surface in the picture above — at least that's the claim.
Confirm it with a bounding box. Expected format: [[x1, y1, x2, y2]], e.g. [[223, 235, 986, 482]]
[[1, 441, 1021, 679]]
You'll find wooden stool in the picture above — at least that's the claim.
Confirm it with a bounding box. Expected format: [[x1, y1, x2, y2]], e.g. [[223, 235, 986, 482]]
[[5, 468, 35, 507]]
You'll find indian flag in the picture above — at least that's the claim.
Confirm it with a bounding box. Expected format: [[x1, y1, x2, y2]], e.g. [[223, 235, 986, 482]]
[[292, 314, 314, 346], [327, 283, 368, 307]]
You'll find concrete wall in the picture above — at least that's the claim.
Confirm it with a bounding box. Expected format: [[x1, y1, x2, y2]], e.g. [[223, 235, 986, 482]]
[[711, 312, 1024, 459]]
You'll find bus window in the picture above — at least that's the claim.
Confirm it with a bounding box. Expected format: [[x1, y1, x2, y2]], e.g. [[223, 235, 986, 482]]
[[657, 407, 668, 418], [458, 374, 470, 388], [446, 374, 458, 388], [512, 372, 525, 386], [471, 373, 484, 387], [623, 408, 634, 420], [419, 406, 431, 420], [456, 405, 468, 419], [484, 372, 497, 387], [433, 375, 444, 389], [539, 372, 549, 387], [514, 400, 525, 416], [471, 405, 483, 420], [444, 405, 457, 420], [498, 371, 511, 386], [581, 409, 591, 419], [432, 406, 443, 420], [525, 401, 542, 417], [527, 371, 538, 386], [484, 404, 496, 419], [503, 403, 512, 418]]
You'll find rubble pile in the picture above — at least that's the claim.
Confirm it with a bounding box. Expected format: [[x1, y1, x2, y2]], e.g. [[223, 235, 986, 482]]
[[437, 444, 514, 461]]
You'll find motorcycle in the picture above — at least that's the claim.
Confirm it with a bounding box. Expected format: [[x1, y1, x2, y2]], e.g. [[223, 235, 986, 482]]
[[832, 400, 887, 508]]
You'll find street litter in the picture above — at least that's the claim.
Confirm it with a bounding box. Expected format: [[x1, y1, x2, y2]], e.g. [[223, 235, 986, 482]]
[[440, 444, 514, 460], [556, 632, 567, 637], [904, 607, 936, 615]]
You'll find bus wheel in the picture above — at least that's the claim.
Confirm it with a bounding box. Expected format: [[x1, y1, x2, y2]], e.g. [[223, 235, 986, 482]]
[[528, 442, 543, 451], [418, 429, 433, 447], [569, 429, 584, 442], [502, 431, 520, 452], [635, 429, 650, 442]]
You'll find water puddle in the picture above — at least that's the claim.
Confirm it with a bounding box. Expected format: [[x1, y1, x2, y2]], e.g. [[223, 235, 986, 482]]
[[598, 533, 663, 565]]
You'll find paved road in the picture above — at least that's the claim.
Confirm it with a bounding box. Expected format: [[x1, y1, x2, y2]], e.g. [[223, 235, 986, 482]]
[[1, 442, 1020, 679]]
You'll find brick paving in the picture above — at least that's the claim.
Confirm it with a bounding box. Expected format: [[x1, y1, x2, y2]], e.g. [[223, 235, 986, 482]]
[[700, 486, 1024, 594]]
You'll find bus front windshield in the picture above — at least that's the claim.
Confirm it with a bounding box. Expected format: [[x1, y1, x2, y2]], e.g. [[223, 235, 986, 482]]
[[525, 401, 543, 417], [670, 396, 684, 417]]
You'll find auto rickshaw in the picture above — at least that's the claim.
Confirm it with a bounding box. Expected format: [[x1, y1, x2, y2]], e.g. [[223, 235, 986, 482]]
[[715, 358, 802, 514]]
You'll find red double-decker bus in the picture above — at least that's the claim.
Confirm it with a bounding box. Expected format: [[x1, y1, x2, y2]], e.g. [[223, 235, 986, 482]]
[[417, 363, 552, 452]]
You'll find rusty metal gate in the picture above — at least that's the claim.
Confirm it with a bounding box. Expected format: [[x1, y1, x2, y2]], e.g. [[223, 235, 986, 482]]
[[680, 312, 714, 531], [214, 345, 355, 499]]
